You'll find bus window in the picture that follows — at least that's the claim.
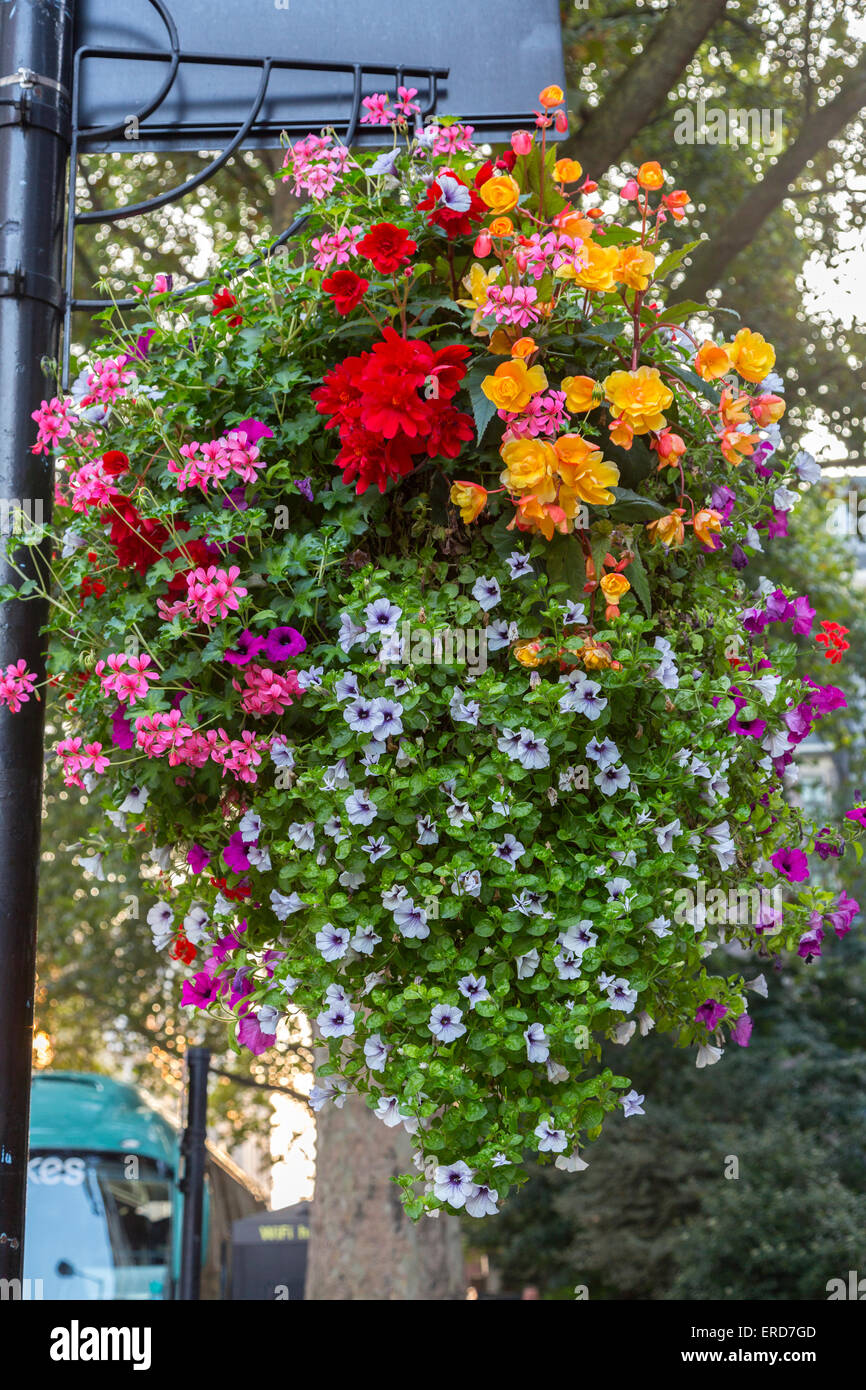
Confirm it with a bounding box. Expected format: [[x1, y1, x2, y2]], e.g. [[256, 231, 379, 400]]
[[24, 1152, 173, 1300]]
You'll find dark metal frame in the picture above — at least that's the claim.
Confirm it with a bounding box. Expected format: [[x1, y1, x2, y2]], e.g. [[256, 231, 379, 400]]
[[63, 0, 450, 385]]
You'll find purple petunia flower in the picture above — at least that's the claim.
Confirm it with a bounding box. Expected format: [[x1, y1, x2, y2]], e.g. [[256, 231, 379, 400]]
[[696, 998, 728, 1031]]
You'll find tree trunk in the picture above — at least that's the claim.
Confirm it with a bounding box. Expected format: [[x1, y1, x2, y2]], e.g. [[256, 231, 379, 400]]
[[305, 1094, 465, 1300], [674, 62, 866, 304], [561, 0, 730, 176]]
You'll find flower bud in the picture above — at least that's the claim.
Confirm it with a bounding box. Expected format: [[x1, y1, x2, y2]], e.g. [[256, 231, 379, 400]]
[[511, 129, 534, 156], [473, 232, 492, 257]]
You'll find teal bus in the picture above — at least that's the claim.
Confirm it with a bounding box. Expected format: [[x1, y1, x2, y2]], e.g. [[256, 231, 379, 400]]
[[23, 1071, 267, 1300]]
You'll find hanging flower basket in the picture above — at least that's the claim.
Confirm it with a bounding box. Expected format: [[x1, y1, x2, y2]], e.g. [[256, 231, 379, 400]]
[[5, 85, 861, 1219]]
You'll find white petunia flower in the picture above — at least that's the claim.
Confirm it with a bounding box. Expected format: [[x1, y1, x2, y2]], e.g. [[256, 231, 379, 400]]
[[315, 923, 350, 962], [429, 1003, 467, 1044], [620, 1089, 645, 1116], [364, 1034, 391, 1071], [471, 576, 501, 611], [524, 1023, 550, 1063], [534, 1118, 567, 1152], [433, 1160, 474, 1208]]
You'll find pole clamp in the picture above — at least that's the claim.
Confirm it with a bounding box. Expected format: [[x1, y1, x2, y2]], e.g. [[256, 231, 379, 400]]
[[0, 68, 69, 98], [0, 264, 65, 311]]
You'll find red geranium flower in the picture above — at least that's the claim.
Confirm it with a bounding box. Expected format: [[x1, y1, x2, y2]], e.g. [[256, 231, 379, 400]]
[[312, 329, 472, 494], [322, 268, 369, 316], [815, 620, 850, 663], [101, 450, 130, 477], [356, 223, 416, 275], [101, 497, 170, 576], [212, 287, 242, 326]]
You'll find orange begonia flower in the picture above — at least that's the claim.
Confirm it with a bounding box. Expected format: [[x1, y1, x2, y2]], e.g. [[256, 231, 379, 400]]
[[637, 161, 664, 190], [750, 393, 786, 427], [694, 340, 732, 381], [479, 175, 521, 215], [538, 85, 564, 109], [646, 509, 686, 548], [693, 508, 724, 546], [553, 158, 583, 183]]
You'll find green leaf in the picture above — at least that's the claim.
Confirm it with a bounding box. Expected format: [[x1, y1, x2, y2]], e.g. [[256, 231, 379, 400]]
[[465, 362, 500, 444], [653, 240, 701, 281], [627, 546, 652, 616], [575, 320, 628, 346], [607, 488, 668, 522], [665, 360, 723, 404], [545, 533, 585, 600]]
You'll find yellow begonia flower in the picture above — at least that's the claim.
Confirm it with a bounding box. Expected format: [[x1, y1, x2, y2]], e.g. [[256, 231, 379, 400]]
[[615, 245, 656, 291], [499, 438, 558, 502], [560, 375, 599, 413], [449, 481, 488, 524], [603, 365, 674, 434], [724, 328, 776, 384], [646, 509, 686, 548], [553, 435, 620, 505], [481, 359, 548, 412], [479, 175, 521, 215], [457, 263, 501, 334], [570, 241, 620, 292]]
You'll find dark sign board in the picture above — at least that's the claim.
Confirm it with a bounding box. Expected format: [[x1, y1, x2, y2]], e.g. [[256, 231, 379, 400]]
[[230, 1201, 310, 1301], [74, 0, 567, 152]]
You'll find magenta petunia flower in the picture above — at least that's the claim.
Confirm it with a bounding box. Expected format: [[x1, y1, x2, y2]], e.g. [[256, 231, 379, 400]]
[[235, 418, 274, 445], [223, 830, 251, 873], [223, 629, 267, 665], [770, 846, 809, 882], [262, 626, 307, 662], [187, 843, 211, 874], [730, 1014, 753, 1047], [111, 704, 135, 749]]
